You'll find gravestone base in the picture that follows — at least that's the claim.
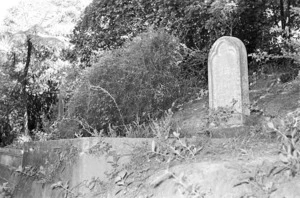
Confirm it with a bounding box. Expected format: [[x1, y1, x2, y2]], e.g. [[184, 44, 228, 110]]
[[226, 113, 244, 127], [209, 126, 251, 138], [208, 113, 244, 129]]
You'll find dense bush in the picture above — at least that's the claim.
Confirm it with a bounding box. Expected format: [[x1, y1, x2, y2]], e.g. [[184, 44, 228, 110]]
[[67, 29, 203, 136]]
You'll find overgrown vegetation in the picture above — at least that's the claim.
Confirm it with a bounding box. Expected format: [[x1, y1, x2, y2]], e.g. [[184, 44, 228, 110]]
[[15, 107, 293, 197], [1, 0, 300, 197], [0, 0, 88, 145], [1, 103, 297, 197], [0, 0, 300, 145], [0, 182, 12, 198], [60, 29, 203, 137], [234, 108, 300, 197], [42, 113, 206, 197]]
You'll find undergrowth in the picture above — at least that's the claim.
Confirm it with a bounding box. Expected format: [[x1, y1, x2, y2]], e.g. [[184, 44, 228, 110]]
[[234, 108, 300, 198], [9, 106, 300, 197], [0, 182, 12, 198], [45, 110, 206, 197]]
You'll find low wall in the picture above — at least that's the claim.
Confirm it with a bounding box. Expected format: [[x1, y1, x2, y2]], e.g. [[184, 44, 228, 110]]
[[0, 148, 23, 185], [13, 137, 151, 198], [8, 137, 284, 198]]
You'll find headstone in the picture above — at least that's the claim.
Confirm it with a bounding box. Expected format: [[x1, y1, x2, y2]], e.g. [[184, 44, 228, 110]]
[[208, 36, 250, 125]]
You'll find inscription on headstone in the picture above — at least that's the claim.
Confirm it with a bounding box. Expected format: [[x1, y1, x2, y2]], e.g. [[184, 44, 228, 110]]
[[208, 36, 250, 125]]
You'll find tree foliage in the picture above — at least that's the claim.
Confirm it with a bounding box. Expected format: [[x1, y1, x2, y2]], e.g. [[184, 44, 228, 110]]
[[0, 0, 90, 145], [2, 0, 300, 143], [2, 0, 88, 35], [73, 0, 300, 67]]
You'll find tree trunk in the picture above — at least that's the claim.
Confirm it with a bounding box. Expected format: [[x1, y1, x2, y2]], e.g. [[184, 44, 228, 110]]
[[280, 0, 286, 30], [22, 37, 32, 136], [58, 90, 64, 120], [286, 0, 291, 37]]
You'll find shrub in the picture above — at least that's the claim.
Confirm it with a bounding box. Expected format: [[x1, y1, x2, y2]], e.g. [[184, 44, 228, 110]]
[[67, 29, 203, 136]]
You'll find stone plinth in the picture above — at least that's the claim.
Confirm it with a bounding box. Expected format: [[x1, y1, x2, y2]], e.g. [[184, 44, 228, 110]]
[[208, 36, 250, 125]]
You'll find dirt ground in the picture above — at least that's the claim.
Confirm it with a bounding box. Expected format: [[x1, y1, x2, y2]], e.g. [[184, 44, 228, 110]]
[[108, 74, 300, 198], [106, 136, 299, 198]]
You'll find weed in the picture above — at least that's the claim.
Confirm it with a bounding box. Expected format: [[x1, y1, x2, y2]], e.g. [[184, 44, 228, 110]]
[[150, 131, 203, 162], [149, 169, 206, 198], [234, 161, 278, 198], [108, 141, 157, 197], [44, 144, 79, 183], [171, 171, 206, 198], [126, 115, 154, 138], [234, 108, 300, 197], [88, 140, 113, 157], [48, 110, 206, 198], [51, 181, 76, 198], [0, 182, 12, 198], [150, 109, 174, 139], [53, 117, 103, 138], [206, 99, 239, 128], [267, 108, 300, 175], [143, 109, 204, 162], [15, 165, 44, 179], [15, 143, 79, 185]]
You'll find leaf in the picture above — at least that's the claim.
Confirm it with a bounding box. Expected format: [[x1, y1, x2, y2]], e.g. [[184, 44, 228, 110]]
[[15, 165, 23, 173], [279, 153, 289, 163], [181, 138, 187, 147], [63, 181, 69, 189], [173, 148, 181, 156], [38, 166, 46, 175], [267, 121, 275, 129], [51, 181, 63, 189], [150, 171, 172, 188], [173, 131, 180, 138], [115, 188, 123, 195]]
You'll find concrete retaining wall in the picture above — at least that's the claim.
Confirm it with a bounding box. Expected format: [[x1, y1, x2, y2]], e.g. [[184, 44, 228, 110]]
[[12, 137, 151, 198], [0, 148, 23, 185]]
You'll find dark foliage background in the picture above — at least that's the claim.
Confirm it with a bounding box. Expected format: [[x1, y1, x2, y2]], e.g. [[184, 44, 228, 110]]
[[1, 0, 300, 144]]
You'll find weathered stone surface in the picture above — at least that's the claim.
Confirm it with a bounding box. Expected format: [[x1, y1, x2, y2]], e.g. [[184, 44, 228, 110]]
[[0, 148, 23, 168], [208, 36, 250, 125], [12, 137, 152, 198], [0, 148, 23, 186]]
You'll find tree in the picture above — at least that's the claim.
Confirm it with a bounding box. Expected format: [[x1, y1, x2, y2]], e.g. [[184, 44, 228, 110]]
[[0, 25, 68, 136], [0, 0, 90, 142], [71, 0, 277, 67], [72, 0, 207, 67], [246, 0, 300, 72]]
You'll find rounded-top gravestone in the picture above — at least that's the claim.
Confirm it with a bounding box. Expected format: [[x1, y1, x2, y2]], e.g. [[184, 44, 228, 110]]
[[208, 36, 250, 125]]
